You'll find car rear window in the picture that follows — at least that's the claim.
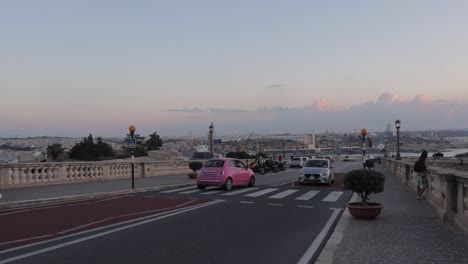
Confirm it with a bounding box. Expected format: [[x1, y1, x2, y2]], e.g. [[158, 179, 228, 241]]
[[292, 158, 301, 161], [204, 160, 225, 167]]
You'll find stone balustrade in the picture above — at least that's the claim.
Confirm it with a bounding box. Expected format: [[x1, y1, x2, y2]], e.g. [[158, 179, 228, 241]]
[[384, 159, 468, 234], [0, 160, 195, 189]]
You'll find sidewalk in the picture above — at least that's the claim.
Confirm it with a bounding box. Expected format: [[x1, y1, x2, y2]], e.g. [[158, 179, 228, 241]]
[[318, 165, 468, 264], [0, 174, 196, 207]]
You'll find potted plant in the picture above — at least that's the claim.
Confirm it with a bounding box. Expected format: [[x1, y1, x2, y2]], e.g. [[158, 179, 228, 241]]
[[188, 161, 203, 179], [343, 169, 385, 219]]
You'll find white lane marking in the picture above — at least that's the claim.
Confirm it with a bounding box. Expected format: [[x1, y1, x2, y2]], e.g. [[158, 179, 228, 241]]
[[268, 189, 299, 199], [322, 191, 344, 202], [295, 190, 320, 201], [296, 208, 342, 264], [94, 196, 123, 203], [222, 187, 258, 196], [239, 201, 254, 204], [245, 188, 278, 197], [200, 190, 222, 195], [180, 189, 200, 194], [267, 203, 284, 206], [0, 209, 32, 216], [57, 218, 115, 235], [160, 186, 196, 193], [0, 235, 54, 246], [0, 200, 224, 264], [298, 205, 315, 209]]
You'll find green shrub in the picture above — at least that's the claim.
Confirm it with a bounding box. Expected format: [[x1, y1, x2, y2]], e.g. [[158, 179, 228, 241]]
[[344, 169, 385, 205], [189, 161, 203, 172], [365, 159, 375, 168]]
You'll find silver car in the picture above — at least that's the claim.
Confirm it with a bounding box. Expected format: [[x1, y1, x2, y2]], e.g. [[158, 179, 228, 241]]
[[298, 159, 335, 185]]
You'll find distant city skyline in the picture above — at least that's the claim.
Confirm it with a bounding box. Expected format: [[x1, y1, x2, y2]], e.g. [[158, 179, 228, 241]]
[[1, 1, 468, 137]]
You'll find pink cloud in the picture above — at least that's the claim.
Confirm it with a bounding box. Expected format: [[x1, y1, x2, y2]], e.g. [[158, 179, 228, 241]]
[[413, 94, 431, 104], [312, 99, 330, 112]]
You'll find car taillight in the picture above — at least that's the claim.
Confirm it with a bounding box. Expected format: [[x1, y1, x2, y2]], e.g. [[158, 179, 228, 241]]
[[218, 171, 224, 176]]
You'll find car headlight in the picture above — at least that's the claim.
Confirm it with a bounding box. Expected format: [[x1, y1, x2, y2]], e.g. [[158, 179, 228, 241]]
[[321, 171, 330, 177], [298, 171, 304, 177], [218, 171, 224, 176]]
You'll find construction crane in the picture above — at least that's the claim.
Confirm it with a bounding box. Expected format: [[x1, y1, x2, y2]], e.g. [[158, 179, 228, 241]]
[[239, 132, 256, 152]]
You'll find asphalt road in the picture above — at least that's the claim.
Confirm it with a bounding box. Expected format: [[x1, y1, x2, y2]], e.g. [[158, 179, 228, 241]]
[[0, 161, 362, 264]]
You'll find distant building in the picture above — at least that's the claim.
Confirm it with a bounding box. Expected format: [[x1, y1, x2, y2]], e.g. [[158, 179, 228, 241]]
[[304, 134, 316, 149]]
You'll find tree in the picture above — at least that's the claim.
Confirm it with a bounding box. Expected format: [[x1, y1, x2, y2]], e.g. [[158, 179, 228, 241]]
[[146, 132, 163, 151], [95, 137, 116, 160], [47, 143, 64, 160], [69, 134, 115, 161]]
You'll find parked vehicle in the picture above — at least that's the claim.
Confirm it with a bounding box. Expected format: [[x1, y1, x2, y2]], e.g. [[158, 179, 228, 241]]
[[249, 159, 266, 175], [344, 156, 356, 161], [290, 157, 309, 168], [197, 158, 255, 191], [298, 158, 335, 185]]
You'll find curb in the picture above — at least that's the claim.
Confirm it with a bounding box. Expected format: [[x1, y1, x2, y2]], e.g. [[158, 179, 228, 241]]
[[315, 193, 359, 264], [0, 182, 196, 209]]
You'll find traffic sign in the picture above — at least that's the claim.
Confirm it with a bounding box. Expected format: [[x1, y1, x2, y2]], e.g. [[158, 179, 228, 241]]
[[127, 138, 137, 149]]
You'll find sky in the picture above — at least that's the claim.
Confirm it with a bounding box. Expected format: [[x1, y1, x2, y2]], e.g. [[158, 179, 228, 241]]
[[1, 1, 468, 138]]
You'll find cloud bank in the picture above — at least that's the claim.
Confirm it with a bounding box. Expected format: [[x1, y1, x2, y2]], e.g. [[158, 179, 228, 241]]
[[163, 93, 468, 136]]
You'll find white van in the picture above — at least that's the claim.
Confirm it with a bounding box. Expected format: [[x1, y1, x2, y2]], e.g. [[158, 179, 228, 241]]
[[290, 157, 309, 168]]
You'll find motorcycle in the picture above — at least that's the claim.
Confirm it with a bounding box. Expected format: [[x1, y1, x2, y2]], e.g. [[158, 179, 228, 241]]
[[249, 160, 266, 175]]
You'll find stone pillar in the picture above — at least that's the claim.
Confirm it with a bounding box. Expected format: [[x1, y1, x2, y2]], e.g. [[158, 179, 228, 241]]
[[404, 164, 411, 185], [102, 164, 110, 179], [0, 167, 10, 189], [441, 175, 457, 222]]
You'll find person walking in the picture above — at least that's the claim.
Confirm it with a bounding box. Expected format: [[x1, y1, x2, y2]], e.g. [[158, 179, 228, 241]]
[[413, 150, 428, 199]]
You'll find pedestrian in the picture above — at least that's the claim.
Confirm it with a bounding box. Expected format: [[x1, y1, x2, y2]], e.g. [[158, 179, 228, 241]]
[[413, 150, 428, 199]]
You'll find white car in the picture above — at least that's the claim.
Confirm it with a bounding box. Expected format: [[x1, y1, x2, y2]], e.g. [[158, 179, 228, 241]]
[[290, 157, 309, 168], [298, 159, 335, 185]]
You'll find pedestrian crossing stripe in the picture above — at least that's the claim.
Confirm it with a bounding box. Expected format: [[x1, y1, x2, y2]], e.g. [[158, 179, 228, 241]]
[[159, 187, 344, 202], [295, 190, 320, 201], [269, 189, 299, 199], [322, 191, 344, 202], [161, 186, 196, 193], [245, 188, 278, 197], [222, 187, 258, 196]]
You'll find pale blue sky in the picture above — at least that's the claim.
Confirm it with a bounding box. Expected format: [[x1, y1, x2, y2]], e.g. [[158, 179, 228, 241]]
[[1, 1, 468, 137]]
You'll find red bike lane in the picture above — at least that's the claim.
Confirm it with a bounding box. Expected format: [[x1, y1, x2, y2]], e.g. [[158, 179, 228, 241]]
[[0, 195, 214, 251]]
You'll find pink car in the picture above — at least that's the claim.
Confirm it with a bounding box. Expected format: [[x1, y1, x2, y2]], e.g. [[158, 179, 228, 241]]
[[196, 158, 256, 191]]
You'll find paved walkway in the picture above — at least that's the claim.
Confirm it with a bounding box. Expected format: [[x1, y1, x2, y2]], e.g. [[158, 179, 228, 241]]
[[318, 165, 468, 264], [0, 174, 195, 206], [1, 166, 468, 263]]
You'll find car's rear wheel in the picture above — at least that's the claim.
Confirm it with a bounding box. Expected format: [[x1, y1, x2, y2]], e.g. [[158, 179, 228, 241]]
[[197, 185, 206, 190], [224, 178, 233, 191], [248, 176, 255, 187]]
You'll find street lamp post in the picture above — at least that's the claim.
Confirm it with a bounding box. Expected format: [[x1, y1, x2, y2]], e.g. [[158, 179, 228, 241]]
[[395, 119, 401, 160], [208, 122, 214, 158], [129, 125, 136, 189], [282, 139, 285, 159], [361, 128, 367, 169], [384, 137, 388, 158]]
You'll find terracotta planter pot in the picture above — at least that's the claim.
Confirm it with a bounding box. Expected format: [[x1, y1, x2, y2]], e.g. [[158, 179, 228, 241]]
[[347, 202, 383, 219]]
